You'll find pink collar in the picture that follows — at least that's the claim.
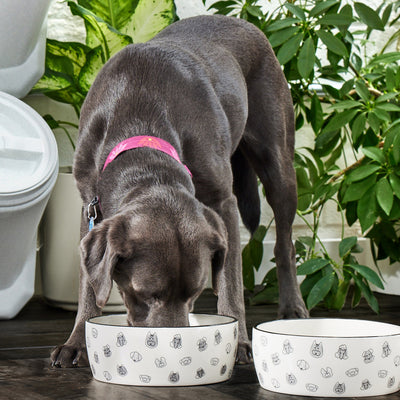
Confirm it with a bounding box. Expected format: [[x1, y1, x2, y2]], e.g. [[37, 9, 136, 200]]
[[102, 135, 192, 177]]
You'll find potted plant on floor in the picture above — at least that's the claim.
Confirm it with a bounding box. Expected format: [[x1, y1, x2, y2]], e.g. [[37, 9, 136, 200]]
[[206, 0, 400, 311], [33, 0, 177, 310]]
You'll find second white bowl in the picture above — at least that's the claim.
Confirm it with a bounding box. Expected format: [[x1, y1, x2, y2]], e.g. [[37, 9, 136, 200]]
[[253, 318, 400, 397]]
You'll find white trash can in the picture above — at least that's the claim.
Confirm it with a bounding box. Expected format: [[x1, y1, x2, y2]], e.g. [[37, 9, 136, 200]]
[[0, 0, 52, 98], [0, 91, 58, 318]]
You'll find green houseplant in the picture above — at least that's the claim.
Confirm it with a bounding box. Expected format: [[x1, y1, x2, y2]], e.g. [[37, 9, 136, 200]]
[[205, 0, 400, 313], [34, 0, 177, 310]]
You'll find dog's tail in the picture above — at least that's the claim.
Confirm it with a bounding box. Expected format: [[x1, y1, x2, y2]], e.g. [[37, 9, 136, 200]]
[[231, 147, 260, 235]]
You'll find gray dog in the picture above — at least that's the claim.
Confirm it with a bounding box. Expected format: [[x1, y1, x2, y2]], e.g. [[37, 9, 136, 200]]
[[51, 15, 308, 367]]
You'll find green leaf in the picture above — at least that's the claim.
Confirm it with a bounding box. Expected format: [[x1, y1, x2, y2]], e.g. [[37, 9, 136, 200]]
[[352, 273, 379, 313], [330, 100, 361, 110], [342, 174, 376, 203], [318, 14, 354, 27], [316, 30, 348, 57], [348, 264, 384, 289], [43, 114, 61, 130], [250, 240, 264, 271], [263, 266, 278, 285], [389, 174, 400, 199], [372, 108, 390, 123], [315, 129, 340, 156], [340, 78, 355, 97], [309, 0, 338, 17], [346, 164, 380, 183], [369, 52, 400, 66], [357, 187, 377, 232], [122, 0, 176, 43], [277, 33, 303, 65], [355, 80, 370, 102], [252, 225, 268, 242], [307, 273, 335, 309], [354, 2, 384, 31], [45, 39, 89, 76], [368, 112, 382, 133], [297, 258, 330, 275], [298, 37, 315, 79], [284, 2, 306, 20], [386, 66, 396, 91], [339, 236, 357, 258], [351, 279, 361, 308], [78, 46, 104, 94], [247, 5, 264, 18], [375, 103, 400, 112], [32, 70, 72, 93], [250, 285, 279, 305], [300, 272, 322, 297], [68, 2, 132, 60], [242, 245, 255, 291], [393, 130, 400, 164], [382, 3, 393, 26], [376, 177, 394, 216], [362, 147, 385, 164], [351, 113, 367, 143], [323, 109, 359, 133], [310, 94, 324, 133], [297, 236, 314, 248], [269, 26, 300, 48], [376, 92, 399, 103], [77, 0, 137, 31], [265, 18, 300, 32], [329, 276, 351, 311]]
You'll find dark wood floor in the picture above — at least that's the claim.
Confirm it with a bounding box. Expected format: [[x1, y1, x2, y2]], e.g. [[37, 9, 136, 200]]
[[1, 289, 400, 400]]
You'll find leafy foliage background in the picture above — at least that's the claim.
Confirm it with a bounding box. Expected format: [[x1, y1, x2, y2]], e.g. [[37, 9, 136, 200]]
[[205, 0, 400, 313]]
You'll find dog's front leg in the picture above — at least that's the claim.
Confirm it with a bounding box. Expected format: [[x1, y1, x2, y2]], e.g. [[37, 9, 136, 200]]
[[213, 195, 252, 364], [51, 268, 101, 367]]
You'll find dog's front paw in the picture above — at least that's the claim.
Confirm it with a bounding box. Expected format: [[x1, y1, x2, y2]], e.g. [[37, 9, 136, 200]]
[[51, 343, 88, 368], [278, 300, 309, 319], [236, 340, 253, 364]]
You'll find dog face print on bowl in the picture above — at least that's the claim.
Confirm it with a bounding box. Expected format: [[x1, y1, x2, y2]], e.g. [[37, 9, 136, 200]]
[[85, 313, 238, 386], [116, 332, 127, 347], [197, 337, 208, 352], [145, 332, 158, 349], [310, 341, 323, 358], [253, 318, 400, 397], [170, 334, 182, 349]]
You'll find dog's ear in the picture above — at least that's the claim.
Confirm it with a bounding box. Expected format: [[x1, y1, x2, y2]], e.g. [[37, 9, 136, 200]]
[[80, 214, 131, 308], [202, 207, 228, 294]]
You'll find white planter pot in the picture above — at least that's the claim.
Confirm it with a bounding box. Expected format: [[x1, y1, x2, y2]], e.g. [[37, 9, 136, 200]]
[[253, 237, 400, 295], [40, 172, 125, 311], [0, 0, 52, 98], [371, 259, 400, 296]]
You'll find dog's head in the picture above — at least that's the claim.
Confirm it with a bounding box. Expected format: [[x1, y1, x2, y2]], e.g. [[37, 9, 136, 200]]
[[80, 194, 227, 327]]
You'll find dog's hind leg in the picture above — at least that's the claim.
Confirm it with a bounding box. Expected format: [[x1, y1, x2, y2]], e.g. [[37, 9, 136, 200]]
[[241, 71, 309, 319], [231, 147, 260, 235]]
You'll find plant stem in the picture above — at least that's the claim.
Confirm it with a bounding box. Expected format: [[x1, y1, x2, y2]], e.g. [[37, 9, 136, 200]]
[[57, 120, 79, 129], [59, 126, 76, 151], [296, 209, 330, 259]]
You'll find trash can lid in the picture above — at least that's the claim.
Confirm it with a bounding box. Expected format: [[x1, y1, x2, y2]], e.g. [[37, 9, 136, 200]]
[[0, 91, 58, 198]]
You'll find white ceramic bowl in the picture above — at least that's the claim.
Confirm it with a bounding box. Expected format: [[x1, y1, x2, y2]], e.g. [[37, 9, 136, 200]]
[[253, 318, 400, 397], [86, 313, 238, 386]]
